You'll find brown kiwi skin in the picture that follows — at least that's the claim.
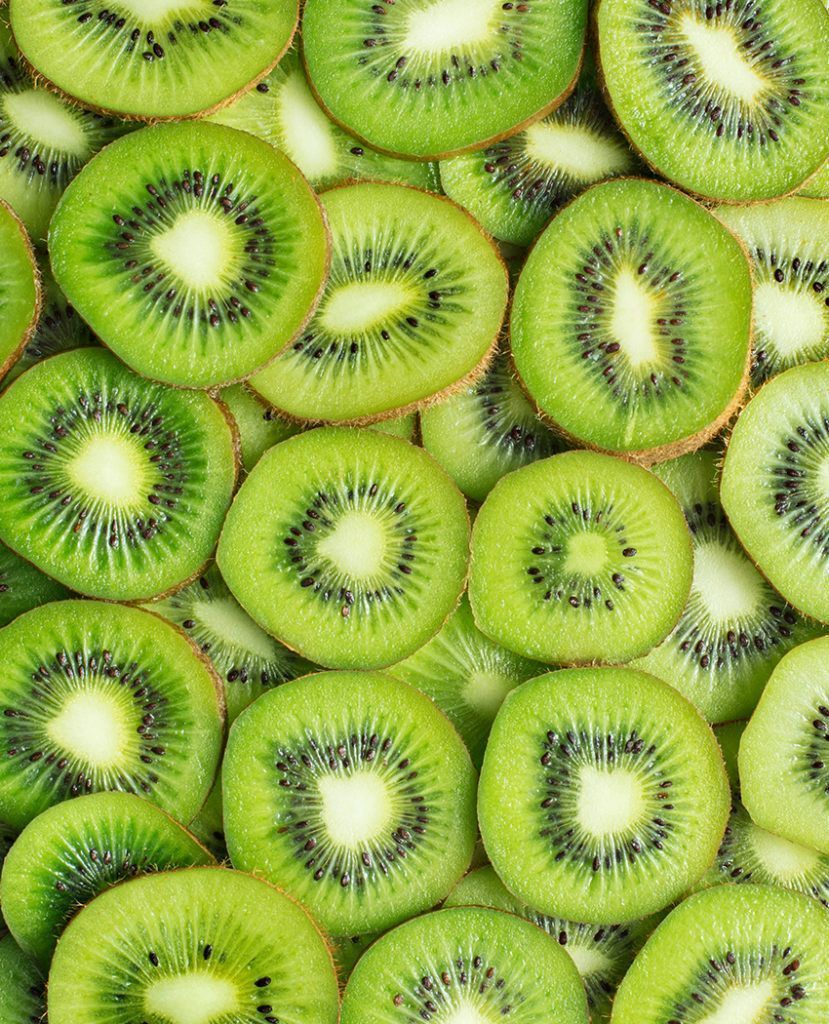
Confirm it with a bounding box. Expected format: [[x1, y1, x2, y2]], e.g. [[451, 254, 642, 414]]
[[0, 200, 41, 378]]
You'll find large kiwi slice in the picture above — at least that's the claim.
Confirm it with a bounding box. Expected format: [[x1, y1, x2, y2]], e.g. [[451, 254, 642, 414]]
[[0, 599, 224, 829], [249, 181, 507, 423], [511, 178, 752, 461], [469, 450, 693, 664], [0, 932, 45, 1023], [0, 198, 39, 377], [218, 383, 300, 475], [478, 667, 730, 923], [0, 347, 237, 601], [721, 361, 829, 623], [223, 670, 478, 935], [50, 121, 329, 389], [217, 427, 469, 669], [597, 0, 829, 202], [47, 866, 339, 1024], [0, 539, 70, 626], [0, 791, 214, 964]]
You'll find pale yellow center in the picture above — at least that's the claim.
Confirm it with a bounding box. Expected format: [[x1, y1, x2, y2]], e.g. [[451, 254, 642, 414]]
[[143, 973, 239, 1024], [318, 771, 393, 847], [680, 17, 769, 103], [697, 980, 774, 1024], [48, 691, 127, 767], [577, 766, 645, 837], [754, 281, 827, 359], [321, 280, 413, 335], [316, 511, 387, 578], [404, 0, 500, 54], [609, 267, 660, 367]]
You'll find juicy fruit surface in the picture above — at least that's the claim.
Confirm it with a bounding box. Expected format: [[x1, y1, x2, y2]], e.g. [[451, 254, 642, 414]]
[[0, 932, 45, 1022], [217, 383, 300, 474], [0, 539, 70, 626], [0, 200, 38, 376]]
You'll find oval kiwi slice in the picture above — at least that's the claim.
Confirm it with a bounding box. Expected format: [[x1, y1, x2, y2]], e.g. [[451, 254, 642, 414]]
[[469, 449, 693, 664], [217, 427, 469, 669], [0, 347, 237, 601], [0, 791, 214, 964], [0, 199, 39, 377], [223, 670, 478, 935], [218, 384, 300, 475], [0, 932, 45, 1023], [478, 667, 730, 923], [511, 178, 752, 460], [0, 599, 224, 830]]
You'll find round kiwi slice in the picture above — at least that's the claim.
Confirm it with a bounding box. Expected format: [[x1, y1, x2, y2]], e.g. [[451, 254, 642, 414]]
[[469, 449, 693, 664], [0, 791, 214, 964], [0, 198, 39, 377], [217, 427, 469, 669], [714, 719, 747, 793], [249, 181, 507, 423], [597, 0, 829, 202], [0, 599, 224, 830], [223, 670, 478, 935], [217, 383, 300, 475], [0, 347, 237, 601], [721, 361, 829, 624], [0, 539, 70, 626], [10, 0, 298, 120], [47, 866, 339, 1024], [49, 121, 329, 389], [511, 178, 752, 461], [612, 884, 829, 1023], [478, 667, 730, 923], [0, 932, 45, 1023]]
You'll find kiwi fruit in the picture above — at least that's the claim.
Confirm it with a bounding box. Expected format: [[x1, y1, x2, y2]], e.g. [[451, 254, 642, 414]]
[[597, 0, 829, 202], [49, 121, 329, 389], [478, 667, 730, 923], [0, 598, 225, 830], [187, 776, 226, 862], [223, 670, 478, 935], [332, 932, 378, 986], [714, 719, 747, 793], [217, 383, 300, 475], [800, 159, 829, 198], [249, 181, 508, 424], [0, 198, 39, 378], [511, 178, 752, 461], [0, 931, 45, 1023], [217, 427, 469, 670], [373, 412, 418, 442], [0, 539, 70, 626], [0, 347, 237, 602]]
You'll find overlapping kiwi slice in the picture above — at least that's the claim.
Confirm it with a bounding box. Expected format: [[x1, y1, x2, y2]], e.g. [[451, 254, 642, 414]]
[[0, 931, 45, 1023], [223, 671, 478, 935], [0, 347, 237, 601], [800, 159, 829, 198], [0, 539, 70, 626], [511, 178, 752, 460], [187, 776, 226, 861], [714, 719, 747, 793], [0, 199, 39, 377], [0, 599, 225, 829], [597, 0, 829, 201], [217, 383, 300, 474]]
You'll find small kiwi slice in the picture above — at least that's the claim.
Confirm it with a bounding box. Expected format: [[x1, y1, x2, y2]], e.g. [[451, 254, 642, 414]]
[[217, 427, 469, 669], [50, 121, 329, 389], [721, 361, 829, 623], [332, 933, 378, 987], [0, 539, 70, 626], [223, 670, 478, 935], [511, 178, 752, 461], [373, 412, 418, 442], [0, 599, 224, 830], [478, 667, 730, 923], [0, 347, 237, 602], [0, 932, 45, 1023], [469, 449, 693, 664], [597, 0, 829, 202], [612, 884, 829, 1023], [714, 719, 747, 793], [0, 198, 39, 377], [217, 383, 300, 475], [0, 791, 214, 964], [187, 776, 226, 862], [249, 181, 507, 423]]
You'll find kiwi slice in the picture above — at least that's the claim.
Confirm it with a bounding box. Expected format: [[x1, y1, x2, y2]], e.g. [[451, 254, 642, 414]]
[[0, 539, 70, 626], [187, 777, 226, 862], [0, 347, 237, 601], [49, 121, 329, 389], [612, 884, 829, 1023], [218, 383, 300, 475], [332, 933, 378, 987], [0, 932, 45, 1023], [478, 667, 730, 923], [0, 199, 39, 377], [511, 178, 752, 460], [0, 598, 224, 830], [800, 159, 829, 198], [469, 449, 693, 664], [249, 181, 507, 423], [223, 670, 478, 935], [714, 719, 747, 793], [721, 361, 829, 623], [374, 412, 418, 442], [597, 0, 829, 202], [217, 427, 469, 669]]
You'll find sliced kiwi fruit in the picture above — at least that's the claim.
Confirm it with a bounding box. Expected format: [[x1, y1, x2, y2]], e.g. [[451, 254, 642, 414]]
[[373, 412, 417, 442], [0, 198, 39, 377], [217, 427, 469, 669], [469, 449, 693, 664], [612, 884, 829, 1023], [217, 383, 300, 475], [0, 347, 237, 601], [597, 0, 829, 202], [511, 178, 752, 461], [0, 598, 224, 830], [478, 667, 730, 923], [187, 776, 226, 862], [332, 932, 378, 987], [50, 121, 329, 389], [800, 159, 829, 198], [714, 719, 747, 793], [0, 931, 45, 1023], [721, 361, 829, 623], [223, 670, 478, 935], [0, 539, 70, 626], [249, 181, 507, 423]]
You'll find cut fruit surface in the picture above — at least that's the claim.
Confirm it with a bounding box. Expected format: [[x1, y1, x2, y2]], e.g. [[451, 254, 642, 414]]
[[0, 539, 70, 626], [217, 384, 300, 475], [0, 932, 44, 1023], [0, 200, 39, 378]]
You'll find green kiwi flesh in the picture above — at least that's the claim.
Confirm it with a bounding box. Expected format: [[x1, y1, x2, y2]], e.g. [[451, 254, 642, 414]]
[[0, 539, 70, 626], [0, 931, 45, 1023], [217, 383, 300, 475], [714, 719, 747, 793], [187, 776, 226, 862], [800, 159, 829, 198], [0, 199, 39, 377]]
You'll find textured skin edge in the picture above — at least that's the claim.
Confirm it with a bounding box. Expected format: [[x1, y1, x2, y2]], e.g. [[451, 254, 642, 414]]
[[0, 199, 42, 380]]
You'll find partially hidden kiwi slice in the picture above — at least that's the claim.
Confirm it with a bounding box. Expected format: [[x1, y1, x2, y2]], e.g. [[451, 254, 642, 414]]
[[0, 932, 45, 1024], [0, 791, 214, 965], [800, 159, 829, 199], [478, 667, 730, 923], [0, 539, 70, 626], [217, 427, 469, 669], [373, 412, 417, 442], [249, 181, 507, 423], [46, 866, 340, 1024], [0, 347, 237, 601], [0, 198, 39, 377], [597, 0, 829, 202], [511, 178, 752, 461], [714, 719, 747, 793], [217, 383, 300, 475], [469, 450, 693, 664], [187, 776, 226, 862], [0, 599, 224, 829], [223, 670, 478, 935], [50, 121, 329, 389]]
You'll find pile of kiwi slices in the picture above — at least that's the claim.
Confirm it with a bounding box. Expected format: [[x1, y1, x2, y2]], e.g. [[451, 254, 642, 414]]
[[0, 0, 828, 1019]]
